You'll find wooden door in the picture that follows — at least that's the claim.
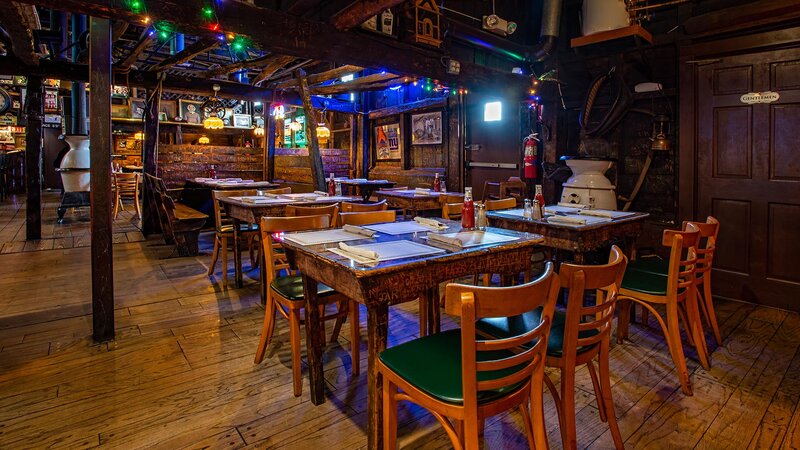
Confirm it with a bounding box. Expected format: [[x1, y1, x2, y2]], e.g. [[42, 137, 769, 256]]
[[695, 47, 800, 308]]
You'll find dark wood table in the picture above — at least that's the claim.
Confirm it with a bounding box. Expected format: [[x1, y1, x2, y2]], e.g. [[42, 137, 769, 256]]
[[487, 209, 649, 263], [281, 224, 544, 449], [338, 179, 396, 202], [181, 178, 282, 227], [375, 189, 464, 217], [218, 194, 360, 291]]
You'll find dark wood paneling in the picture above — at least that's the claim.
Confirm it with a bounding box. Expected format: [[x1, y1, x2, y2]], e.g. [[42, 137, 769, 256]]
[[771, 59, 800, 90], [157, 144, 265, 188], [771, 104, 800, 180], [768, 202, 800, 284], [713, 106, 752, 179], [712, 198, 751, 274], [713, 65, 752, 95]]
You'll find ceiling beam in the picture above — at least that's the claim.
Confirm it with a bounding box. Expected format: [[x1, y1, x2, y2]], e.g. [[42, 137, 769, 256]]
[[251, 54, 296, 86], [111, 20, 129, 43], [0, 2, 39, 66], [305, 72, 402, 95], [330, 0, 408, 31], [201, 53, 277, 79], [148, 37, 218, 72], [11, 0, 527, 94], [116, 29, 153, 71], [273, 64, 363, 89]]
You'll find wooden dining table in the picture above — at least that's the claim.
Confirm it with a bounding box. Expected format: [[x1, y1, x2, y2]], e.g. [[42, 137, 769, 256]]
[[218, 194, 360, 292], [487, 208, 649, 263], [280, 223, 544, 449], [375, 189, 464, 217]]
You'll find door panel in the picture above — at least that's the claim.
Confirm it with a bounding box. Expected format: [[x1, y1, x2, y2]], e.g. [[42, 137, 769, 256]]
[[696, 47, 800, 309]]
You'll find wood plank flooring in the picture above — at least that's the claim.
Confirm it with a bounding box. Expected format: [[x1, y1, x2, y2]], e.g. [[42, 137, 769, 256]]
[[0, 195, 799, 448]]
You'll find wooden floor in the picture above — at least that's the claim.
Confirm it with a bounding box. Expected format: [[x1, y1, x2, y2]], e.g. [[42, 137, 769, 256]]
[[1, 196, 800, 449]]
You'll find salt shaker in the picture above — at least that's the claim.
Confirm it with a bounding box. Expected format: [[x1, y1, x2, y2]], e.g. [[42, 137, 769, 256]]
[[476, 203, 487, 231], [533, 199, 542, 220], [523, 199, 533, 220]]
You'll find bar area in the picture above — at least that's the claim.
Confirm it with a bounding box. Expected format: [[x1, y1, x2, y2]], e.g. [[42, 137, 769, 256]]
[[1, 1, 799, 449]]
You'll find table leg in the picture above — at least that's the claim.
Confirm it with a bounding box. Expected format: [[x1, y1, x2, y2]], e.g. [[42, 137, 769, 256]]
[[302, 274, 326, 405], [574, 251, 586, 265], [233, 218, 243, 288], [424, 286, 440, 335], [418, 296, 428, 337], [367, 303, 389, 450], [362, 187, 372, 202], [259, 237, 267, 306]]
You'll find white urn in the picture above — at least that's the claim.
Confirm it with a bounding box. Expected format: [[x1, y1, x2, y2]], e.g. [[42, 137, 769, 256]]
[[59, 135, 91, 192]]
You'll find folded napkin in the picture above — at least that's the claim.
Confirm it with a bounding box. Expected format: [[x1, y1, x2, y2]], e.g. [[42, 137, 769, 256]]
[[579, 209, 615, 218], [342, 224, 376, 237], [414, 216, 448, 230], [427, 233, 463, 247], [557, 202, 588, 209], [372, 180, 389, 183], [547, 215, 587, 225], [313, 191, 329, 196], [414, 188, 431, 195], [338, 242, 378, 260]]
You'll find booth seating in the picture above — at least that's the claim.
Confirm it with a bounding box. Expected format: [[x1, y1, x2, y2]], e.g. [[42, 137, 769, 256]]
[[144, 173, 207, 257]]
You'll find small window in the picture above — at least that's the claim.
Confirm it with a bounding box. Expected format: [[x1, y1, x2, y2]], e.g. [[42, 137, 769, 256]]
[[341, 74, 354, 82], [484, 101, 502, 122]]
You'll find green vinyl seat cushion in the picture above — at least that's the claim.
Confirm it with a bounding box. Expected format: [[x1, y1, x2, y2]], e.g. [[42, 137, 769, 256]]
[[621, 269, 668, 296], [378, 329, 526, 405], [270, 275, 335, 301], [627, 257, 669, 276], [476, 308, 599, 358]]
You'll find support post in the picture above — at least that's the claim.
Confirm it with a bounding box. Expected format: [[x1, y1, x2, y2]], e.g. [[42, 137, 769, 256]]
[[358, 114, 370, 178], [24, 76, 42, 241], [295, 69, 325, 192], [89, 16, 114, 343], [142, 83, 161, 235], [266, 102, 276, 182]]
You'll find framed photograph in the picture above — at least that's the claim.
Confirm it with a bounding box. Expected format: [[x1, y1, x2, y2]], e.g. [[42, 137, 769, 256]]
[[44, 89, 59, 113], [158, 112, 168, 121], [43, 114, 61, 124], [111, 103, 130, 118], [233, 114, 252, 128], [129, 99, 146, 119], [111, 85, 130, 98], [178, 99, 204, 124], [12, 76, 27, 86], [411, 111, 442, 145], [374, 122, 401, 161], [159, 100, 177, 121]]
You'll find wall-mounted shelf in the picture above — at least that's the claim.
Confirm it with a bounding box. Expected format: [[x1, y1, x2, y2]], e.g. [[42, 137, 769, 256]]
[[570, 25, 653, 48]]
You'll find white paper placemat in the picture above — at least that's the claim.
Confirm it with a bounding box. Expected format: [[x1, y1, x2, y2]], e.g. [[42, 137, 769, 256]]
[[283, 229, 369, 246], [329, 240, 445, 262], [578, 209, 638, 219], [228, 196, 292, 204], [363, 221, 432, 235], [546, 215, 613, 227], [496, 208, 526, 217], [544, 204, 588, 214], [425, 231, 519, 248]]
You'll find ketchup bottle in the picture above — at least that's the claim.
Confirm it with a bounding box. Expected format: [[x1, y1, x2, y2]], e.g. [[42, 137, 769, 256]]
[[209, 165, 216, 179], [461, 187, 475, 229], [327, 173, 336, 196], [433, 173, 441, 192], [534, 184, 545, 216]]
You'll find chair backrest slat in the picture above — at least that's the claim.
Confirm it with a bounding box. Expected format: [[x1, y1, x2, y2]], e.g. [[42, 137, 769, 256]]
[[682, 216, 719, 275], [212, 189, 259, 232], [259, 215, 330, 282], [340, 199, 388, 213], [286, 204, 340, 227], [484, 197, 517, 211], [339, 210, 396, 226]]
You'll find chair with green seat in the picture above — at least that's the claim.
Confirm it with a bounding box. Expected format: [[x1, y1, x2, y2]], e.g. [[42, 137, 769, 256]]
[[477, 245, 628, 450], [617, 224, 708, 397], [378, 263, 561, 450], [254, 214, 360, 397], [627, 217, 722, 347]]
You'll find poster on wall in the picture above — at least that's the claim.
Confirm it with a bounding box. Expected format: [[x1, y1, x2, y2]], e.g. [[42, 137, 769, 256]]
[[375, 122, 401, 160], [411, 111, 442, 145], [44, 89, 59, 113]]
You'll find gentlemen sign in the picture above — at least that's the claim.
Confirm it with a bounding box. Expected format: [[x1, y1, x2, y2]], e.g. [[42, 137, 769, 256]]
[[740, 91, 780, 104]]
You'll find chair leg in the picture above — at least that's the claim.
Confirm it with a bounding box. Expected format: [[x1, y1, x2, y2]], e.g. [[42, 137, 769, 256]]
[[559, 368, 578, 450], [254, 290, 277, 364], [113, 191, 120, 219], [330, 302, 346, 343], [531, 371, 550, 450], [382, 378, 398, 449], [350, 300, 360, 376], [586, 360, 607, 422], [519, 403, 536, 450], [221, 235, 229, 288], [134, 193, 141, 219], [665, 301, 693, 396], [701, 279, 723, 346], [418, 296, 429, 337], [677, 304, 695, 347], [687, 287, 711, 370], [207, 235, 220, 276], [599, 341, 624, 450], [289, 307, 303, 397], [616, 298, 632, 344]]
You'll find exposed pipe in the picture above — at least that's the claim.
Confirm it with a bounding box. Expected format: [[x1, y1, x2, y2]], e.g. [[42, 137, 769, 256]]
[[531, 0, 563, 61]]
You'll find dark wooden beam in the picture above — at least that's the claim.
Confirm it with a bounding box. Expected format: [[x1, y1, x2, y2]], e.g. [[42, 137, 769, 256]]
[[0, 2, 39, 66], [266, 105, 277, 182], [273, 64, 363, 89], [116, 29, 153, 71], [296, 69, 325, 192], [683, 0, 800, 36], [201, 53, 277, 79], [11, 0, 526, 94], [368, 97, 446, 119], [309, 72, 402, 95], [141, 84, 161, 235], [250, 54, 296, 86], [89, 16, 115, 343], [111, 20, 129, 43], [24, 75, 42, 240], [330, 0, 407, 31], [148, 37, 218, 72], [286, 0, 320, 15]]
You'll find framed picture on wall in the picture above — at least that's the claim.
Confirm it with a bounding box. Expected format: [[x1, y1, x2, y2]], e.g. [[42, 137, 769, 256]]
[[410, 111, 442, 145], [178, 99, 204, 124], [374, 122, 401, 161], [130, 99, 146, 119], [233, 114, 252, 128], [159, 100, 177, 121]]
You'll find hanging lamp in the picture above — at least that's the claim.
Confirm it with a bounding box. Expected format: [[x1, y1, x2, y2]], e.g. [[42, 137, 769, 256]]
[[202, 84, 226, 129]]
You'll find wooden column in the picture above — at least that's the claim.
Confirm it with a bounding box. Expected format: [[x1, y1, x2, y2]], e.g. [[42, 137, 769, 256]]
[[89, 16, 114, 343], [141, 84, 161, 236], [264, 101, 276, 181], [357, 114, 370, 178], [295, 69, 325, 191], [24, 76, 43, 241]]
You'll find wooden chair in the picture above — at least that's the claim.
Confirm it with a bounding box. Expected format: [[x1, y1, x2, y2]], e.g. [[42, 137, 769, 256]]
[[379, 263, 561, 450], [255, 215, 360, 396], [340, 199, 388, 213], [499, 177, 527, 206], [208, 189, 261, 287], [285, 203, 340, 227], [263, 186, 291, 195], [484, 197, 517, 211], [440, 194, 464, 220], [338, 210, 396, 226], [113, 172, 141, 219], [616, 224, 709, 396]]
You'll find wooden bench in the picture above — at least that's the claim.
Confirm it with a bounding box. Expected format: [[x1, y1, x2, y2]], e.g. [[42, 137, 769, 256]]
[[144, 173, 207, 256]]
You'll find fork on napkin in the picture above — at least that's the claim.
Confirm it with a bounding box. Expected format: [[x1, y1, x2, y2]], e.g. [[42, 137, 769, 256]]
[[427, 233, 463, 247], [342, 224, 376, 237], [338, 242, 379, 261], [413, 216, 448, 230], [546, 215, 587, 225]]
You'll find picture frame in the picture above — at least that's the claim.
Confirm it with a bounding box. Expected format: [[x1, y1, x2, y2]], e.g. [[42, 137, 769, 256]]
[[178, 99, 204, 125], [374, 122, 402, 161], [410, 111, 443, 145], [129, 99, 147, 119], [158, 112, 168, 122], [159, 100, 177, 121], [43, 89, 59, 113], [233, 114, 252, 128]]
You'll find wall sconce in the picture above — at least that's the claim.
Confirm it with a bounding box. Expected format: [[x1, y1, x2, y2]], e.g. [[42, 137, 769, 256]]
[[198, 135, 210, 145], [253, 126, 265, 137], [316, 123, 330, 143], [133, 131, 145, 140]]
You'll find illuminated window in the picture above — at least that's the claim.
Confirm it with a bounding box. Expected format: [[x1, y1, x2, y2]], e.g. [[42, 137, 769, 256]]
[[484, 101, 502, 122], [341, 74, 354, 82]]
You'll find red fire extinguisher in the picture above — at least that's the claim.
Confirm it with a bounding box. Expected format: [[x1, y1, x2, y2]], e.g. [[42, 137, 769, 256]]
[[523, 133, 539, 179]]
